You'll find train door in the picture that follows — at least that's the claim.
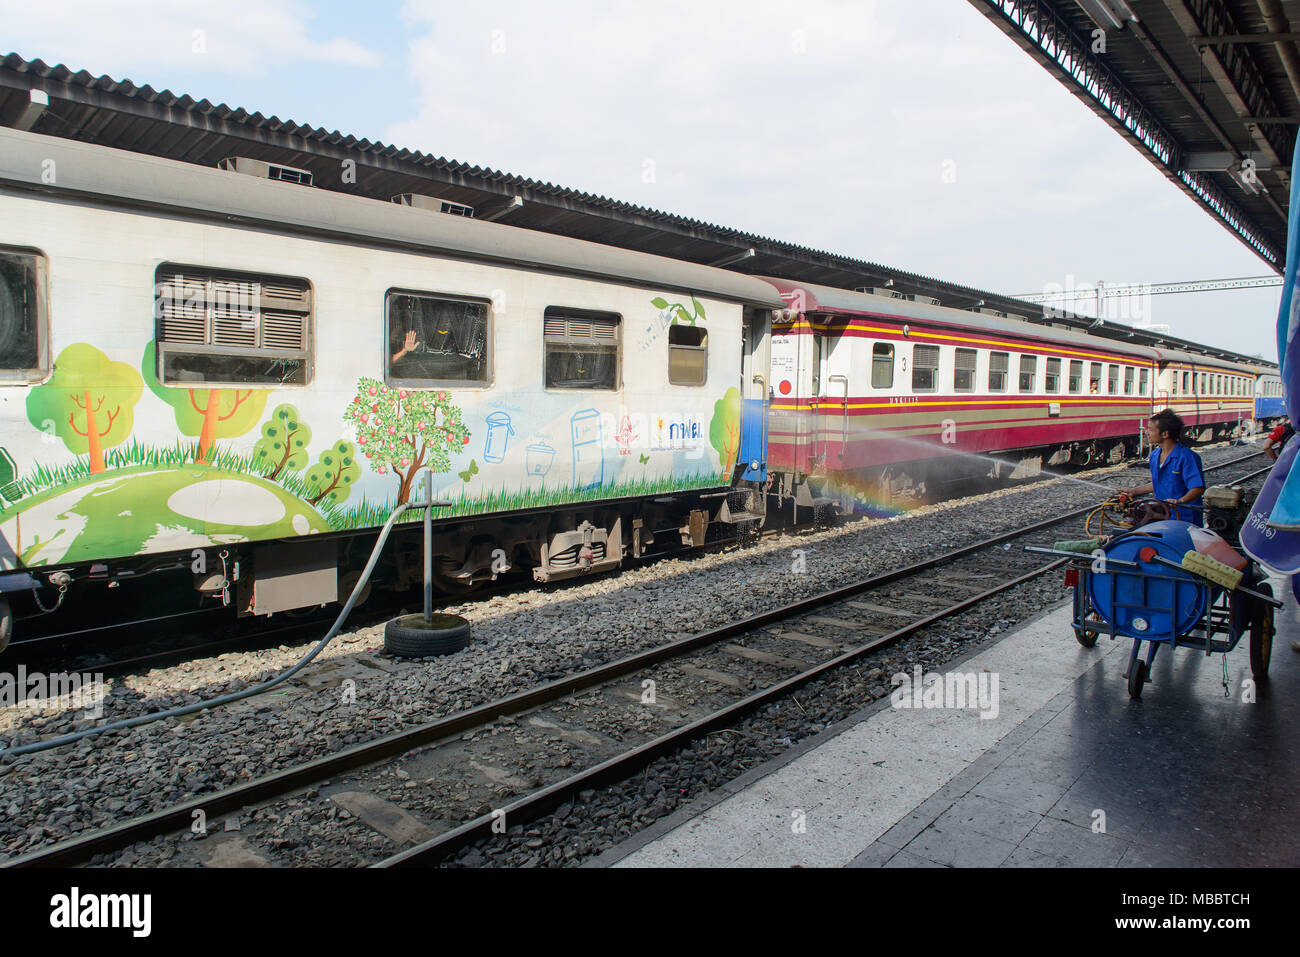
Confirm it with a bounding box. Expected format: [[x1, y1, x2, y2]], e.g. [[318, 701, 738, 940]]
[[739, 308, 770, 481]]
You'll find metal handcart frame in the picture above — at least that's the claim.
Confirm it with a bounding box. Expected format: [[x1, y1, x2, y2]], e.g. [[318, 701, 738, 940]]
[[1026, 504, 1281, 699]]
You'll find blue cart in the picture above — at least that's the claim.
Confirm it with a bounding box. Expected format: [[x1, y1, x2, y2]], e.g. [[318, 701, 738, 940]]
[[1031, 519, 1281, 699]]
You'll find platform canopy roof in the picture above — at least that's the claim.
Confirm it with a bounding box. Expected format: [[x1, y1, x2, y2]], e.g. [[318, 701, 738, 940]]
[[0, 50, 1275, 368], [969, 0, 1300, 275]]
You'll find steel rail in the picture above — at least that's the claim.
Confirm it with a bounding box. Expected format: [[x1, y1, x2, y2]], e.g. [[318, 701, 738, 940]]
[[2, 449, 1268, 868]]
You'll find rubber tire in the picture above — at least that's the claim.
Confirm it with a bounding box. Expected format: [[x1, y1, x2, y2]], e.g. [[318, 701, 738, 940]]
[[0, 595, 11, 655], [1073, 626, 1099, 648], [1249, 582, 1274, 682], [384, 613, 471, 658], [1128, 659, 1147, 699]]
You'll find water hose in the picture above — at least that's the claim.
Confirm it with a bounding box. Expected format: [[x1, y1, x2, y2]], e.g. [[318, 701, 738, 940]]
[[0, 498, 429, 760]]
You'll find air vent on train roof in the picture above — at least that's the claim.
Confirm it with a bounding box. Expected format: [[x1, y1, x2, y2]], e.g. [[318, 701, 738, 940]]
[[978, 307, 1009, 319], [917, 296, 941, 306], [392, 193, 476, 217], [218, 157, 314, 186]]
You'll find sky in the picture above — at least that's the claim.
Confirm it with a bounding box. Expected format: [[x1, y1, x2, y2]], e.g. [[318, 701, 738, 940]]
[[0, 0, 1284, 358]]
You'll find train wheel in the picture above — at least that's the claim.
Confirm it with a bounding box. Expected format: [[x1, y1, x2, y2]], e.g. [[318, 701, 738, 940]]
[[1250, 583, 1274, 682], [1127, 659, 1147, 699], [384, 613, 471, 658]]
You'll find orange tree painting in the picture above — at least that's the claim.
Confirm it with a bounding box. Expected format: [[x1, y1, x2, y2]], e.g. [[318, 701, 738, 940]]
[[142, 342, 269, 464], [26, 343, 144, 474], [709, 386, 743, 480], [345, 377, 470, 503]]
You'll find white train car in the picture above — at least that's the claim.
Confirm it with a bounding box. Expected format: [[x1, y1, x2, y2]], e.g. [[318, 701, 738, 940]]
[[0, 128, 778, 645]]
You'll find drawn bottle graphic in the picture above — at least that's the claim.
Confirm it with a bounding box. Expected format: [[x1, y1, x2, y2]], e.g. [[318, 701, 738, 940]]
[[483, 411, 514, 464], [571, 408, 603, 490], [525, 441, 555, 478]]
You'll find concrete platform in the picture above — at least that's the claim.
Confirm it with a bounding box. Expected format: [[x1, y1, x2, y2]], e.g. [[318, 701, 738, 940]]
[[595, 581, 1300, 868]]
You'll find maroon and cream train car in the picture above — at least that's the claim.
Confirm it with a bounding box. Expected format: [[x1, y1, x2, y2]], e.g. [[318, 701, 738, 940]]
[[1153, 348, 1258, 442], [760, 280, 1160, 504]]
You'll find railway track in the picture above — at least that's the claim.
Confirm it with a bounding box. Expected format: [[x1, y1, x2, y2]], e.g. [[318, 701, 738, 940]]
[[2, 449, 1270, 869], [4, 440, 1258, 677]]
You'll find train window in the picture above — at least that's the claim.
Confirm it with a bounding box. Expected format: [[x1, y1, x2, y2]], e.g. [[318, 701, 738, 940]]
[[1089, 362, 1102, 394], [912, 345, 939, 392], [1171, 373, 1178, 396], [155, 265, 311, 386], [1018, 355, 1037, 392], [386, 290, 490, 387], [1045, 358, 1061, 393], [871, 343, 894, 388], [0, 246, 48, 381], [1069, 360, 1083, 393], [1139, 368, 1149, 395], [954, 348, 976, 393], [544, 307, 620, 390], [667, 324, 708, 386], [1123, 366, 1134, 395], [1200, 373, 1206, 394], [1108, 364, 1119, 394], [989, 352, 1009, 392], [1182, 371, 1190, 393]]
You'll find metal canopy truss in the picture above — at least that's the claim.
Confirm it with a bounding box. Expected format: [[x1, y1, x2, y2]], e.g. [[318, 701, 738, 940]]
[[969, 0, 1296, 269], [1015, 273, 1283, 300]]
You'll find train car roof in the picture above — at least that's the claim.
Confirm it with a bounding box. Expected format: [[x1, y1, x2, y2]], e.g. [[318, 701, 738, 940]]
[[757, 277, 1160, 360], [0, 127, 785, 309], [1151, 347, 1261, 374]]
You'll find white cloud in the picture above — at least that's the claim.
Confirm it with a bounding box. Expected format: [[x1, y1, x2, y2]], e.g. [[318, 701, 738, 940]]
[[0, 0, 382, 76], [387, 0, 1280, 355]]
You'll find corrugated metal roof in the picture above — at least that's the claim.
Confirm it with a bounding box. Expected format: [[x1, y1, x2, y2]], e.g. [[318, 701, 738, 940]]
[[0, 126, 785, 307], [0, 50, 1276, 369]]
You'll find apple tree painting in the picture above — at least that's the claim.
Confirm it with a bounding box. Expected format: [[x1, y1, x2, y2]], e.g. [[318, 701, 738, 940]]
[[142, 341, 269, 464], [26, 343, 144, 474], [345, 377, 471, 503], [709, 386, 743, 479]]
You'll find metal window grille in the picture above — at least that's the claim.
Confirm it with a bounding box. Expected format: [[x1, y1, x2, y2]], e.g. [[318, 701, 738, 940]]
[[954, 347, 977, 393], [989, 351, 1009, 392], [1019, 354, 1037, 392], [544, 308, 620, 390], [155, 266, 311, 385], [912, 344, 939, 392]]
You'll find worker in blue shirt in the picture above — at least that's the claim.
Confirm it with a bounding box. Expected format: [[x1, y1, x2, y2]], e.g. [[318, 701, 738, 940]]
[[1119, 409, 1205, 523]]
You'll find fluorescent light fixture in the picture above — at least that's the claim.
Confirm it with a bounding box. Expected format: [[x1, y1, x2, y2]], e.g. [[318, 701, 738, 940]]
[[1077, 0, 1137, 31]]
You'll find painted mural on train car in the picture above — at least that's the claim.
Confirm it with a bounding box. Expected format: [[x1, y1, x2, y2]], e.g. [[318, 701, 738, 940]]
[[0, 295, 744, 571]]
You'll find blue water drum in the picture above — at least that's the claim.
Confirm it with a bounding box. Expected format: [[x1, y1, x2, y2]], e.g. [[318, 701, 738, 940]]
[[1088, 520, 1210, 642]]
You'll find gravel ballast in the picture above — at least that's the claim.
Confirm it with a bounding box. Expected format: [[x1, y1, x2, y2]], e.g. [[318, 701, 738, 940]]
[[0, 445, 1265, 863]]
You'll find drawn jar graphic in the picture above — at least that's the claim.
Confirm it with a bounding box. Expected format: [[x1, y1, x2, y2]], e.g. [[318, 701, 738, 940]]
[[525, 441, 555, 478], [483, 411, 514, 464]]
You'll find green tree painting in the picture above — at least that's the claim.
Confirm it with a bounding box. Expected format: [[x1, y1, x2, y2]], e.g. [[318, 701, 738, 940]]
[[709, 386, 743, 479], [345, 378, 470, 503], [303, 440, 360, 506], [251, 404, 312, 480], [26, 343, 144, 474], [142, 341, 269, 464]]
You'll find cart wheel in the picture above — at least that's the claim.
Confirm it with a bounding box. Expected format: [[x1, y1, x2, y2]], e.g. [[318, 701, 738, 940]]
[[1073, 626, 1099, 648], [1128, 659, 1147, 699], [1249, 582, 1275, 682]]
